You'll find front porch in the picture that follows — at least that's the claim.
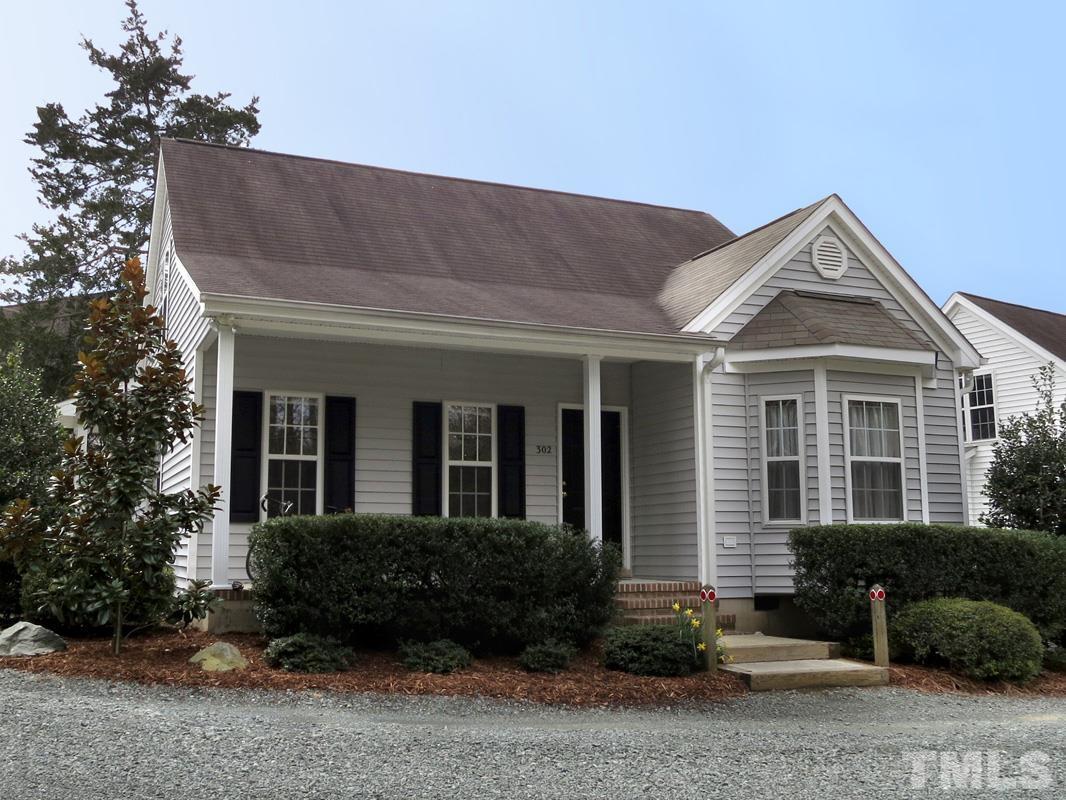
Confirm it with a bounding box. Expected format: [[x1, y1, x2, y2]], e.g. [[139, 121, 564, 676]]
[[184, 326, 716, 591]]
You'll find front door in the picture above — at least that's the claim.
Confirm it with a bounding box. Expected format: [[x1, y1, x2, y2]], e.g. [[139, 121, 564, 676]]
[[561, 408, 624, 546]]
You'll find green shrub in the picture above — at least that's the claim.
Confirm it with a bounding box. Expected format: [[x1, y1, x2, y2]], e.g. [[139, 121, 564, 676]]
[[790, 524, 1066, 641], [249, 514, 621, 652], [891, 598, 1043, 683], [400, 639, 472, 674], [1045, 644, 1066, 673], [603, 625, 698, 677], [0, 558, 20, 625], [518, 640, 577, 673], [263, 633, 356, 673]]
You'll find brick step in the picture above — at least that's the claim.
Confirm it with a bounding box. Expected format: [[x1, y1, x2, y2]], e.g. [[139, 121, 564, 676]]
[[615, 580, 701, 594], [720, 659, 888, 691], [618, 613, 679, 626], [614, 595, 701, 611]]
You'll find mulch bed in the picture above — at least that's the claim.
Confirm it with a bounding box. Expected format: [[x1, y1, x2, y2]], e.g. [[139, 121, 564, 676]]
[[889, 663, 1066, 696], [0, 630, 748, 708]]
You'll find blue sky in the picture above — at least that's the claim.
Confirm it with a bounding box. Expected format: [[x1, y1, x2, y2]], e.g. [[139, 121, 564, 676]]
[[1, 1, 1063, 310]]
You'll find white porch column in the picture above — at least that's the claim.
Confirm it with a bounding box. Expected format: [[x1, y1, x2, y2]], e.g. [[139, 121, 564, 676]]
[[693, 353, 719, 587], [211, 324, 236, 587], [582, 355, 603, 542]]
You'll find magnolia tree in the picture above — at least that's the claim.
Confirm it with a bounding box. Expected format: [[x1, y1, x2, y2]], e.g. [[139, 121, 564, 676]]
[[2, 258, 219, 653], [982, 364, 1066, 536]]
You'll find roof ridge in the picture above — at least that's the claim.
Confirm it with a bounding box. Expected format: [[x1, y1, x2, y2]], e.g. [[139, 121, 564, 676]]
[[959, 292, 1065, 320], [161, 138, 730, 221], [670, 196, 829, 269]]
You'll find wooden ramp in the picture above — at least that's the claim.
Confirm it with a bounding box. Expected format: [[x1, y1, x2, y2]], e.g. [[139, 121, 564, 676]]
[[720, 634, 888, 691]]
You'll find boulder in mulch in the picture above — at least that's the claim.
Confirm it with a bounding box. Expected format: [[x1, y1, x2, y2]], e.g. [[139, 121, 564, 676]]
[[0, 621, 67, 657], [189, 641, 248, 672]]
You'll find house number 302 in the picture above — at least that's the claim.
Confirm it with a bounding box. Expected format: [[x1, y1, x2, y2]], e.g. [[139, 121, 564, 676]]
[[535, 444, 553, 455]]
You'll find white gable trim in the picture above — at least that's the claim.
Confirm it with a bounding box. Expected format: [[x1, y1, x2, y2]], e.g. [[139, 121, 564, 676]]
[[682, 196, 982, 369], [943, 293, 1065, 372], [145, 153, 169, 299]]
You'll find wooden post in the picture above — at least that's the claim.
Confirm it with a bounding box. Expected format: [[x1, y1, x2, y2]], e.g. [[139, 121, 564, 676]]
[[701, 584, 717, 673], [869, 583, 889, 668]]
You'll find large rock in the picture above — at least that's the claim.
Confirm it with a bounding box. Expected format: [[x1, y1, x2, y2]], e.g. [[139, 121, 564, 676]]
[[0, 621, 67, 657], [189, 641, 248, 672]]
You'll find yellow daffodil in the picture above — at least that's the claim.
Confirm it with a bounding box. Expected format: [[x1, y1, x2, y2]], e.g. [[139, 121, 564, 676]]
[[671, 602, 681, 613], [690, 618, 700, 629], [684, 608, 694, 617], [696, 642, 708, 652]]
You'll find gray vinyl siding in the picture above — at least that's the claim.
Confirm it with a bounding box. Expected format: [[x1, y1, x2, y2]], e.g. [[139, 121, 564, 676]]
[[710, 370, 754, 598], [630, 362, 698, 580], [746, 371, 816, 593], [924, 360, 966, 523], [199, 335, 633, 583], [712, 226, 932, 345]]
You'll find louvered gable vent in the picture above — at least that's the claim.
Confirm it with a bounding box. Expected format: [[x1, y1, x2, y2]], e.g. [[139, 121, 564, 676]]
[[811, 234, 848, 279]]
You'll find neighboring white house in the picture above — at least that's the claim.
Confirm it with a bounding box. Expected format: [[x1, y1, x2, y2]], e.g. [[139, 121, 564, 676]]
[[147, 138, 981, 629], [942, 293, 1066, 523]]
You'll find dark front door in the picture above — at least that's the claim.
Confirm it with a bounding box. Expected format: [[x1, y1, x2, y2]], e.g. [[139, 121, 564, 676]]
[[561, 408, 623, 546]]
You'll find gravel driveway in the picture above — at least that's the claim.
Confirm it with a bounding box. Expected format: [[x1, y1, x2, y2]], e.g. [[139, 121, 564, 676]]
[[3, 669, 1065, 799]]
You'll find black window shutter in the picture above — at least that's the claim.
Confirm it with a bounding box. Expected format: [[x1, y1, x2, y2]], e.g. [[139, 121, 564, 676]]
[[497, 405, 526, 519], [412, 401, 443, 516], [230, 391, 263, 523], [324, 396, 357, 513]]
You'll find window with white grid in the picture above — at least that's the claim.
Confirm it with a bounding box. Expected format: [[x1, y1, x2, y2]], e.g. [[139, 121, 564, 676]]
[[264, 394, 320, 517], [445, 403, 495, 518], [966, 371, 997, 441]]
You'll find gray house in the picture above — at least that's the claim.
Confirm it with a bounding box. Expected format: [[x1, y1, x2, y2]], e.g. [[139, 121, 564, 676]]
[[148, 139, 981, 630]]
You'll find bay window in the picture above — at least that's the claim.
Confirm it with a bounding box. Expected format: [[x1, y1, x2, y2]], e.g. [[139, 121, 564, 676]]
[[761, 396, 804, 523], [444, 402, 495, 518], [845, 397, 904, 521]]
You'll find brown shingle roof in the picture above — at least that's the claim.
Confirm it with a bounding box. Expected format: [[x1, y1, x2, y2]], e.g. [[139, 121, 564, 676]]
[[658, 199, 827, 328], [160, 139, 737, 336], [959, 293, 1066, 362], [729, 290, 932, 351]]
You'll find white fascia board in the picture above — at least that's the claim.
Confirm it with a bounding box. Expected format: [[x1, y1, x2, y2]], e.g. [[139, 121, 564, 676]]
[[144, 155, 168, 303], [199, 293, 721, 363], [944, 293, 1065, 372], [724, 343, 938, 370], [683, 196, 983, 369]]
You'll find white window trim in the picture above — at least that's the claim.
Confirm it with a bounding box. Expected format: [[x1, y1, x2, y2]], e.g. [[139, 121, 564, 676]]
[[758, 394, 807, 527], [962, 368, 999, 443], [842, 394, 906, 524], [259, 390, 326, 522], [556, 403, 632, 569], [441, 401, 498, 518]]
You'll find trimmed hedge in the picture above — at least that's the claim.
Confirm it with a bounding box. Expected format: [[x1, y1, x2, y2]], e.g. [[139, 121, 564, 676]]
[[891, 599, 1043, 683], [790, 524, 1066, 641], [249, 514, 621, 653], [603, 625, 699, 677]]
